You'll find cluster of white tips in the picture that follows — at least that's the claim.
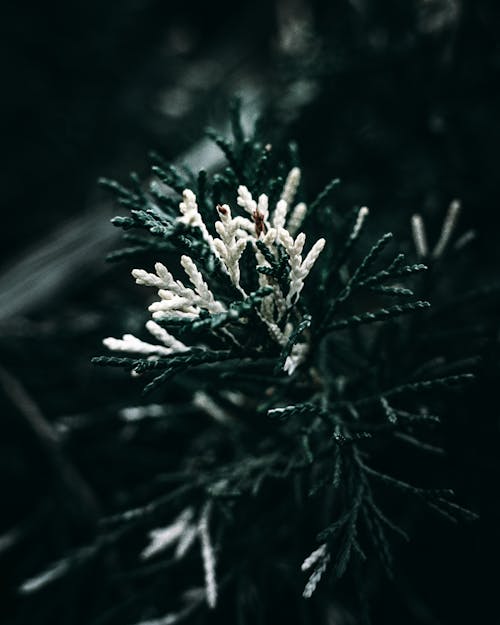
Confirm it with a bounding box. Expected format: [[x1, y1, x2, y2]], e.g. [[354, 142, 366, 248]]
[[213, 204, 248, 291], [141, 504, 217, 609], [103, 167, 326, 376], [411, 199, 474, 259], [141, 508, 196, 560], [103, 320, 188, 357]]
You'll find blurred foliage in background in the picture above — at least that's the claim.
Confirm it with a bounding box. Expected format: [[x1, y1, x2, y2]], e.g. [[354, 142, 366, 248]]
[[1, 1, 499, 624]]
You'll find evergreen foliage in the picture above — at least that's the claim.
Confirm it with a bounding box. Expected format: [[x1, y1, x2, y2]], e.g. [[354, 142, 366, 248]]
[[13, 104, 485, 623], [4, 4, 500, 624]]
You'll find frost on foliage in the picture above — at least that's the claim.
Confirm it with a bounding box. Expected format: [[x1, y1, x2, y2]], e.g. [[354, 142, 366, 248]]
[[103, 168, 325, 376]]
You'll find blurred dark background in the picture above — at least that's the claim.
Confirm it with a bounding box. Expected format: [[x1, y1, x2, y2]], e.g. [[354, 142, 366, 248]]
[[1, 1, 499, 623]]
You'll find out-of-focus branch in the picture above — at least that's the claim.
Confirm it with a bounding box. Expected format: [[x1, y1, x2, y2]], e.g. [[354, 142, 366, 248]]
[[0, 366, 99, 525], [0, 87, 260, 322]]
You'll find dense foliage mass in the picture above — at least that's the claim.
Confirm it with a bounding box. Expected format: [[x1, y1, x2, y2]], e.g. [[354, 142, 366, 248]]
[[33, 109, 479, 623], [3, 3, 500, 624]]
